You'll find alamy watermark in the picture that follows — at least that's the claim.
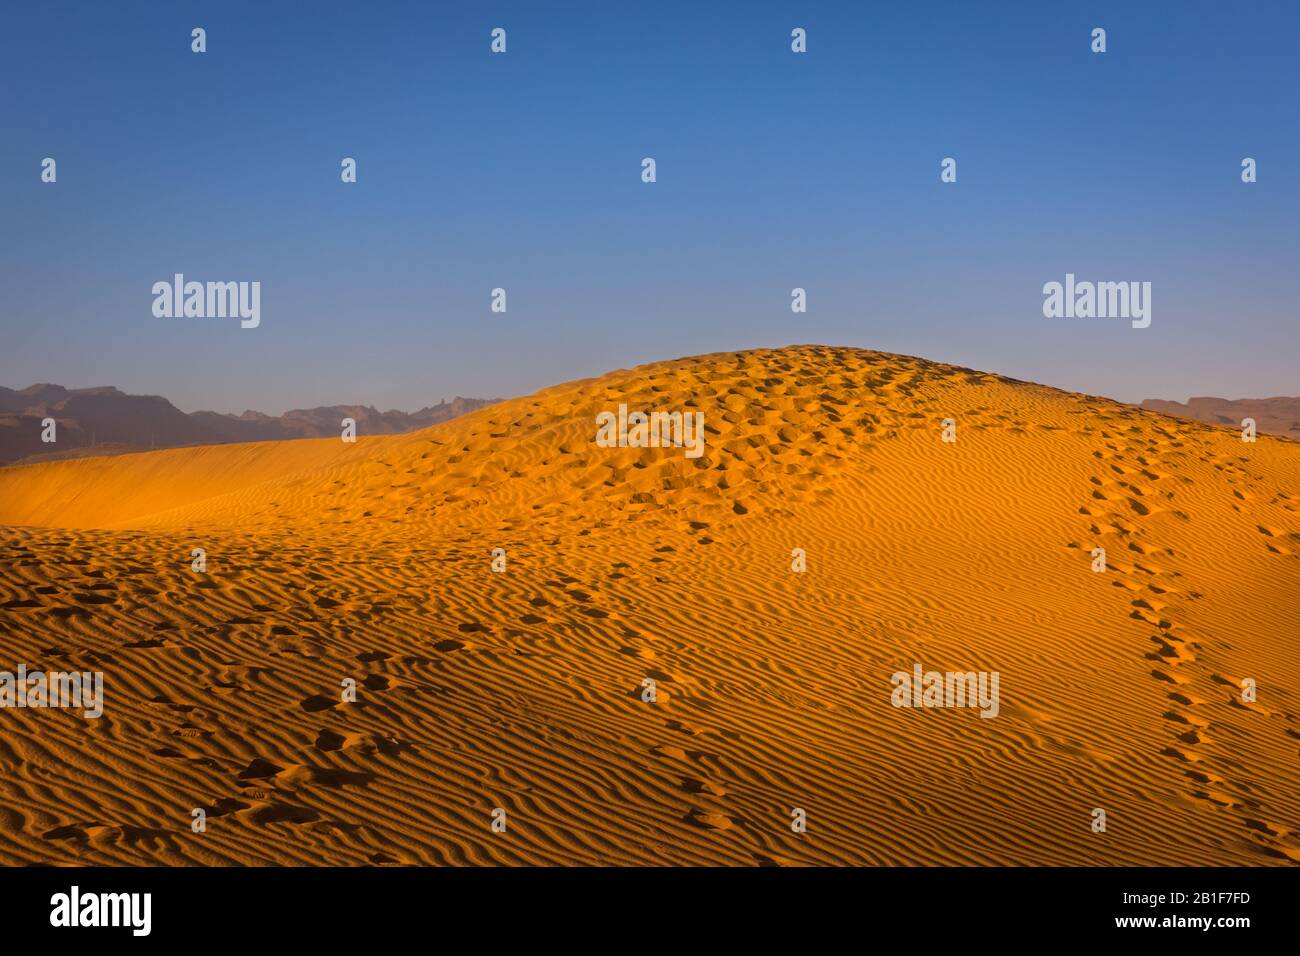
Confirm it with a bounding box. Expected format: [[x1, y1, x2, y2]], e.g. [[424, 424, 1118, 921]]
[[49, 886, 150, 936], [1043, 273, 1150, 329], [890, 663, 999, 718], [0, 664, 103, 719], [595, 403, 705, 459], [152, 274, 260, 329]]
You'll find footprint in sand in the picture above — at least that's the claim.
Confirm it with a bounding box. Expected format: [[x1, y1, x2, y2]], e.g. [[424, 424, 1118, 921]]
[[237, 757, 284, 780], [680, 777, 727, 796], [684, 808, 741, 830], [242, 803, 321, 826], [299, 694, 339, 713]]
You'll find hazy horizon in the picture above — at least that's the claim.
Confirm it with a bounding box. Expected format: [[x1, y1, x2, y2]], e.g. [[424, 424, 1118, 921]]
[[0, 378, 500, 418], [4, 0, 1297, 413], [3, 336, 1298, 421]]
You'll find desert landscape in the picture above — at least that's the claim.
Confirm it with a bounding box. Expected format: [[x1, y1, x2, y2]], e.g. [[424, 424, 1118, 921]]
[[0, 345, 1297, 866], [0, 385, 498, 466], [1141, 396, 1300, 443]]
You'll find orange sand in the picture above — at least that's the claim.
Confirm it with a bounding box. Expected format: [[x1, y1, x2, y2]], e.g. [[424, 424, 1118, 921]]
[[0, 346, 1297, 865]]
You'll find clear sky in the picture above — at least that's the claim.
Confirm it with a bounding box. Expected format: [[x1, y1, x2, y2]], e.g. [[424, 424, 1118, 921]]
[[2, 1, 1296, 414]]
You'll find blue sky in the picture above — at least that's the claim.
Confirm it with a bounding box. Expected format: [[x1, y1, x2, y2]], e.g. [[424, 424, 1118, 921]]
[[2, 1, 1297, 413]]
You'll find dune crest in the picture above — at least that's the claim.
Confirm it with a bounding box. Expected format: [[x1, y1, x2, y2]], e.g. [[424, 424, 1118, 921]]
[[1, 345, 1297, 866]]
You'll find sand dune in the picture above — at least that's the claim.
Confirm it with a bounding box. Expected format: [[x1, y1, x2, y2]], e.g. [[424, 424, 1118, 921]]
[[1, 345, 1297, 866]]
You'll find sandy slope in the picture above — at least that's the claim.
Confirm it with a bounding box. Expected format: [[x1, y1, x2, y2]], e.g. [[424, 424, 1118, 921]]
[[0, 345, 1297, 866]]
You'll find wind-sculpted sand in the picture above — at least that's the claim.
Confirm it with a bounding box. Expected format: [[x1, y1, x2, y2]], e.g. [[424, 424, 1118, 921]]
[[1, 346, 1297, 866]]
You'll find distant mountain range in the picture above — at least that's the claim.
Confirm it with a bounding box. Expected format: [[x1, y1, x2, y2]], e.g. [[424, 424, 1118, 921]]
[[0, 385, 500, 465], [1140, 396, 1300, 441], [4, 383, 1293, 468]]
